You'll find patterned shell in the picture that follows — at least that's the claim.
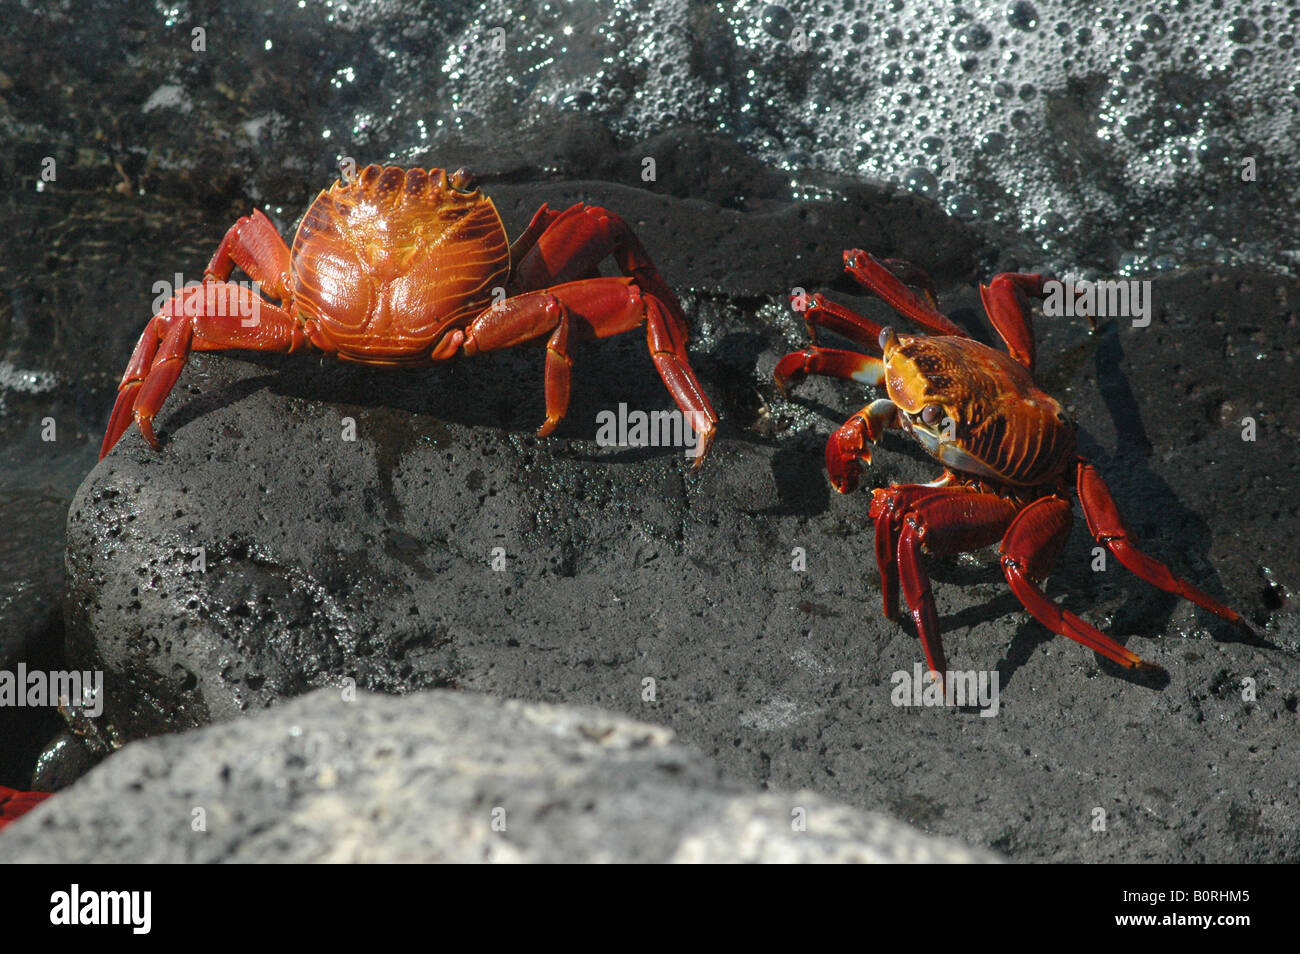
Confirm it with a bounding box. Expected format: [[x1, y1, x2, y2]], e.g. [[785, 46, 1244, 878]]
[[886, 334, 1076, 487], [290, 165, 510, 363]]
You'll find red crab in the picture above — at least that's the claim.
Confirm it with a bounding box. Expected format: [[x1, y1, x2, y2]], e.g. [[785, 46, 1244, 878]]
[[99, 165, 717, 463], [0, 785, 48, 831], [775, 250, 1250, 678]]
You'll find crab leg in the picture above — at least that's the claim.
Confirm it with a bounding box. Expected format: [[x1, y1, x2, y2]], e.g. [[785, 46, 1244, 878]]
[[99, 283, 305, 458], [773, 347, 883, 394], [868, 481, 966, 620], [101, 210, 312, 459], [894, 492, 1021, 676], [203, 209, 294, 299], [0, 785, 48, 830], [978, 273, 1094, 372], [979, 274, 1047, 371], [514, 204, 687, 322], [510, 205, 718, 461], [1000, 495, 1164, 672], [645, 302, 718, 464], [793, 293, 888, 351], [877, 257, 942, 308], [459, 276, 717, 463], [842, 249, 968, 337], [508, 204, 565, 272], [774, 257, 956, 394], [1076, 461, 1251, 631]]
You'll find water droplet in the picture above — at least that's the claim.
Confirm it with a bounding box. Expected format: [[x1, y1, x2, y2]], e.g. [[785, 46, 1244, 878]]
[[1227, 18, 1259, 44], [953, 23, 992, 51], [760, 4, 795, 41], [902, 167, 939, 197], [1036, 211, 1067, 235], [1007, 2, 1038, 31], [1119, 63, 1145, 85], [1199, 136, 1233, 167], [948, 193, 981, 219], [1139, 14, 1168, 40]]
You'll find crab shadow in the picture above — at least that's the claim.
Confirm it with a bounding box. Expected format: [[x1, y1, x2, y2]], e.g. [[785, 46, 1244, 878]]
[[1078, 326, 1263, 642], [986, 324, 1257, 689], [161, 330, 715, 469]]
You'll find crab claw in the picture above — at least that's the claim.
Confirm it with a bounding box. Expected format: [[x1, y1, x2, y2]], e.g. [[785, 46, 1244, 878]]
[[824, 397, 897, 494], [773, 351, 808, 396], [826, 421, 872, 493]]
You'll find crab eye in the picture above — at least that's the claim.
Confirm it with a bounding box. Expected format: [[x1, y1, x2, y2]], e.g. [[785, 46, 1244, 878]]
[[449, 167, 476, 192], [920, 404, 944, 426]]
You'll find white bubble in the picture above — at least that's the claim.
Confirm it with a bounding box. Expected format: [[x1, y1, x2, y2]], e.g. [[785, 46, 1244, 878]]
[[902, 167, 939, 197], [411, 0, 1296, 276], [1007, 2, 1039, 31]]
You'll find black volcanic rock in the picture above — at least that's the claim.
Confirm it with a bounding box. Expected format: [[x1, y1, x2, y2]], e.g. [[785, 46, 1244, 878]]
[[64, 178, 1300, 860]]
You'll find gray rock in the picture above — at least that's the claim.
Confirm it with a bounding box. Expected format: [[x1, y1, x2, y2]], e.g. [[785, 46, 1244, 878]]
[[0, 689, 997, 863]]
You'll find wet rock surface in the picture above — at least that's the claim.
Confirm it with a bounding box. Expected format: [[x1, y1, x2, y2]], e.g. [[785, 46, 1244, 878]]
[[0, 688, 999, 863], [66, 185, 1300, 859]]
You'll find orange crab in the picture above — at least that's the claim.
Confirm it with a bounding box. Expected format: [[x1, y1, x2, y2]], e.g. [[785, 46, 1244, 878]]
[[99, 164, 717, 463], [775, 250, 1250, 678]]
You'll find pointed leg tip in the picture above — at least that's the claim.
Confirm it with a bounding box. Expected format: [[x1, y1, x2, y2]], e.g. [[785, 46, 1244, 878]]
[[827, 458, 865, 494], [1222, 608, 1256, 635], [135, 417, 161, 451], [690, 429, 715, 469]]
